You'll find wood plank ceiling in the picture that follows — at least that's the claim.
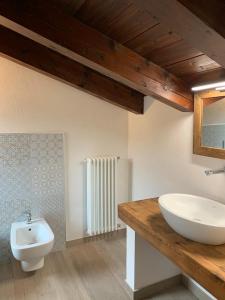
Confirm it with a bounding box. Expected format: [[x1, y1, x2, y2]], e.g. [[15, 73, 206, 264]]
[[1, 0, 225, 113], [60, 0, 225, 85], [0, 0, 193, 113]]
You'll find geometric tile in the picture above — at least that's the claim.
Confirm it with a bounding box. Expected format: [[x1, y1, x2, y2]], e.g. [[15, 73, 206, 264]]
[[0, 134, 65, 263]]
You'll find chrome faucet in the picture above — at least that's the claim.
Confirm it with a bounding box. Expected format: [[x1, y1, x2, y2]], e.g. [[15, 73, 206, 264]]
[[24, 209, 32, 224], [205, 167, 225, 176]]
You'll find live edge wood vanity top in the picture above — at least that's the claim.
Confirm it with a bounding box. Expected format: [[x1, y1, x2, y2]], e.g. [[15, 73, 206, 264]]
[[118, 198, 225, 300]]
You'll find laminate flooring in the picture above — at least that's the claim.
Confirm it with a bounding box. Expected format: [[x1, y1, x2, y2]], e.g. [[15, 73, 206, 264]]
[[0, 234, 196, 300]]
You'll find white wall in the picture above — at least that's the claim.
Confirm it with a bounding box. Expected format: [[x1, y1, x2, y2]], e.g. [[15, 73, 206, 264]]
[[127, 96, 223, 298], [2, 54, 225, 242], [0, 56, 129, 241], [128, 96, 225, 204], [126, 227, 180, 290]]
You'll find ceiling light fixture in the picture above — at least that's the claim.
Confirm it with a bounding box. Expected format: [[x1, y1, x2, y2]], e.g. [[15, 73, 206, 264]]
[[191, 81, 225, 91], [215, 86, 225, 91]]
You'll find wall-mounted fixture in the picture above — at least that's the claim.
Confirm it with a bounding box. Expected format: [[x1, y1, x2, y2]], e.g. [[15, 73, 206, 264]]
[[216, 86, 225, 91], [192, 81, 225, 91], [193, 89, 225, 159], [24, 209, 32, 224], [205, 167, 225, 176], [86, 156, 119, 236]]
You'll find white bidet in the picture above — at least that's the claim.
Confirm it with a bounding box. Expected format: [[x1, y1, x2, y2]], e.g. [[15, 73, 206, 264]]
[[10, 219, 54, 272]]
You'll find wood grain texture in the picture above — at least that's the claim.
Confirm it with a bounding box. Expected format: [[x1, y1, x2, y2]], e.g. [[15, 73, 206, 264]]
[[132, 0, 225, 70], [118, 199, 225, 300], [178, 0, 225, 39], [0, 234, 130, 300], [0, 25, 144, 114], [74, 0, 159, 44], [101, 3, 157, 44], [66, 228, 126, 247], [186, 68, 225, 85], [49, 0, 224, 84], [125, 23, 181, 57], [74, 0, 134, 34], [146, 40, 202, 68], [53, 0, 86, 14], [199, 90, 225, 99], [72, 0, 222, 83], [193, 92, 225, 159], [0, 0, 193, 112], [167, 55, 220, 78], [0, 234, 195, 300], [202, 97, 223, 107]]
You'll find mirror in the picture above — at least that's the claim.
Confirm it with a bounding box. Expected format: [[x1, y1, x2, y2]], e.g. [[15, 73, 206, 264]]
[[194, 91, 225, 159], [202, 97, 225, 149]]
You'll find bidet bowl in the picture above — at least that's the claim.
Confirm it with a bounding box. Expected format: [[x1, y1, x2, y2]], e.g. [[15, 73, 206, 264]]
[[10, 219, 54, 261], [159, 193, 225, 245]]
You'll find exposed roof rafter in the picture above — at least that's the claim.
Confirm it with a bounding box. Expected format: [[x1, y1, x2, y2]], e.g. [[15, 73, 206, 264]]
[[0, 0, 193, 112], [0, 25, 144, 114]]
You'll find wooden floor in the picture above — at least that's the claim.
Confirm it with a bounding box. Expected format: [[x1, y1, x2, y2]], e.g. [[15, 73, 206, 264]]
[[0, 234, 196, 300]]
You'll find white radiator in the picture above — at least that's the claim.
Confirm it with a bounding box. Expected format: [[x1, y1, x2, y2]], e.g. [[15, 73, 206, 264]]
[[86, 156, 118, 236]]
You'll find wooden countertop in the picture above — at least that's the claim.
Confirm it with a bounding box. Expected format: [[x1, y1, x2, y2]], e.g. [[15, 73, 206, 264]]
[[118, 198, 225, 300]]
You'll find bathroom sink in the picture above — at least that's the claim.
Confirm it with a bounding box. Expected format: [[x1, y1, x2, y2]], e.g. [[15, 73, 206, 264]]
[[159, 193, 225, 245]]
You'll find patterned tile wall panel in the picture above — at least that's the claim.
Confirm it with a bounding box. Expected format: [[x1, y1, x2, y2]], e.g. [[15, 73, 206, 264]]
[[202, 125, 225, 149], [0, 134, 65, 263]]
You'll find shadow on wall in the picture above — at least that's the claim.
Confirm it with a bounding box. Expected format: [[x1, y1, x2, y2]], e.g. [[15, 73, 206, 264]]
[[144, 97, 155, 112]]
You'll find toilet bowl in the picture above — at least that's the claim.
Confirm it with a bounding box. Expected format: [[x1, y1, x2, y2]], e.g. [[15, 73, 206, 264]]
[[10, 218, 54, 272]]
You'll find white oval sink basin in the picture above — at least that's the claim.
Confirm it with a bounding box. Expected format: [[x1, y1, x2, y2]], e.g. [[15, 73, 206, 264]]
[[159, 193, 225, 245]]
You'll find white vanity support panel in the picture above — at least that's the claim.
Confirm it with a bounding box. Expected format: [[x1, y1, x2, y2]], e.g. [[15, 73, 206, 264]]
[[126, 226, 180, 291]]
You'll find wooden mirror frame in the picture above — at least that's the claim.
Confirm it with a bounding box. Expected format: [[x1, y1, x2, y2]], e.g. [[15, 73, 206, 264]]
[[194, 90, 225, 159]]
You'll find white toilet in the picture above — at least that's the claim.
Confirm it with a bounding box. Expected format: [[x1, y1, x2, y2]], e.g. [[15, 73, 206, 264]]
[[10, 218, 54, 272]]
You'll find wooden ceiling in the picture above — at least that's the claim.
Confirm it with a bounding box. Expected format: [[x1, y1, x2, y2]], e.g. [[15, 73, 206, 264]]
[[55, 0, 225, 85], [0, 0, 225, 113]]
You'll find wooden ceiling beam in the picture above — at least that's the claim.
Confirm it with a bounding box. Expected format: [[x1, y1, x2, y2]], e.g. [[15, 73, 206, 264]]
[[198, 90, 225, 99], [203, 97, 224, 107], [0, 0, 193, 112], [132, 0, 225, 71], [0, 25, 144, 114]]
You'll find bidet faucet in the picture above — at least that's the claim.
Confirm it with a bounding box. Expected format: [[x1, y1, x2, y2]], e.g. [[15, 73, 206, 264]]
[[24, 210, 32, 224], [205, 167, 225, 176]]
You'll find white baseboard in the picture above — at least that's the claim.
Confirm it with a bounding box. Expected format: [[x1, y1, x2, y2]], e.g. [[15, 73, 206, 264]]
[[125, 273, 216, 300], [66, 228, 126, 247], [182, 275, 216, 300]]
